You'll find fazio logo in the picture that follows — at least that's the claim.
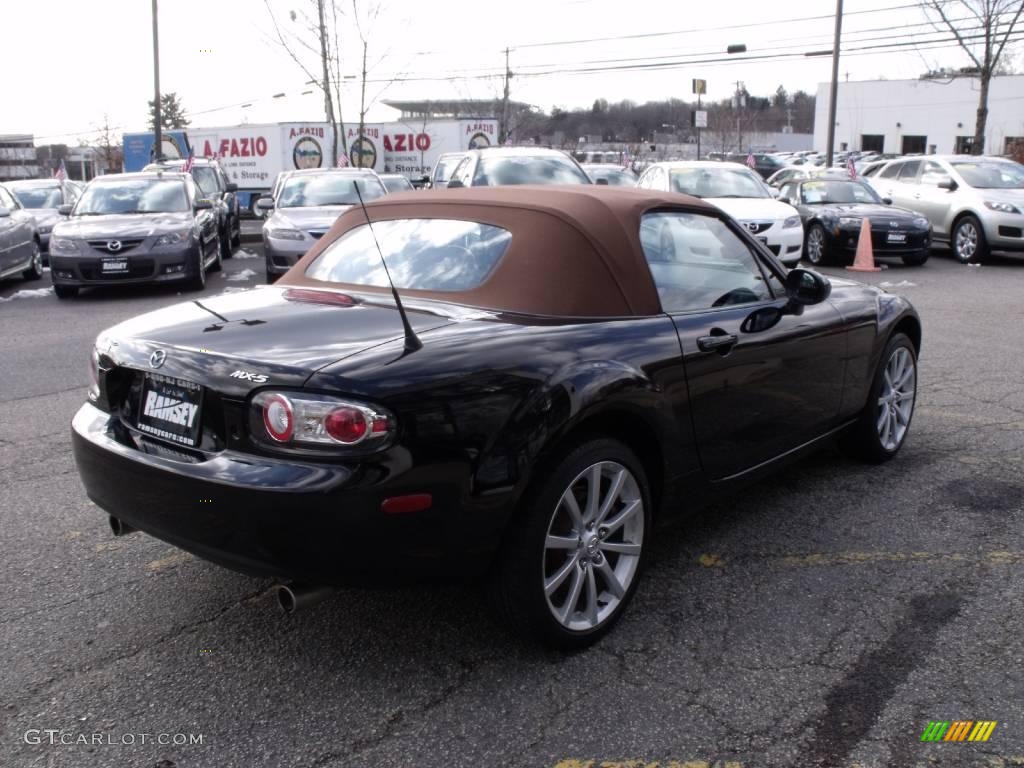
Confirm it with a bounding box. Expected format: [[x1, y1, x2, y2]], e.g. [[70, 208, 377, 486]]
[[230, 370, 268, 384]]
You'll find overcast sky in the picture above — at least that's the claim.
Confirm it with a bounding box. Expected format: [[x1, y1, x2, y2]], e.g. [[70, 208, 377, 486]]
[[4, 0, 1010, 144]]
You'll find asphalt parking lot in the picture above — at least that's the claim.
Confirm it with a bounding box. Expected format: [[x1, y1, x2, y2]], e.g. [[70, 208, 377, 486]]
[[1, 244, 1022, 768]]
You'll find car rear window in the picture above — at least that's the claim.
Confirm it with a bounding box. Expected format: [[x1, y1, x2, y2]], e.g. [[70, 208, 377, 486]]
[[474, 155, 590, 186], [305, 218, 512, 291]]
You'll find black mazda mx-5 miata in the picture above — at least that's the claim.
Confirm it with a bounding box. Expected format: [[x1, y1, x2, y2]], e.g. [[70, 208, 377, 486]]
[[72, 186, 921, 648]]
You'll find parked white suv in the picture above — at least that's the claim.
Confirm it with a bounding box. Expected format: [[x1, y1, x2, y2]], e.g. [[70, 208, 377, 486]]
[[869, 155, 1024, 263], [637, 161, 803, 266]]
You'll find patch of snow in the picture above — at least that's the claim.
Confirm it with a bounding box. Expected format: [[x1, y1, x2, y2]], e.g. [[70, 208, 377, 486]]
[[880, 280, 917, 288], [220, 286, 250, 294], [233, 249, 260, 260], [225, 268, 259, 282], [0, 287, 55, 303]]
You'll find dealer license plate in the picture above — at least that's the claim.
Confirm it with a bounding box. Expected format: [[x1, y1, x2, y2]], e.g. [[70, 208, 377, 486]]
[[102, 258, 128, 272], [887, 232, 907, 243], [137, 373, 203, 447]]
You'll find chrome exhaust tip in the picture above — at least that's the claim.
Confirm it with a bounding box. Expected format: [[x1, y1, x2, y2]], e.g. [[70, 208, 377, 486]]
[[276, 583, 336, 614], [109, 515, 137, 537]]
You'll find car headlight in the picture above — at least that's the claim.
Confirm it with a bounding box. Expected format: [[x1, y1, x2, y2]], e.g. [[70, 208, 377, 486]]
[[154, 230, 190, 247], [268, 228, 305, 241], [914, 217, 930, 228], [782, 215, 801, 229], [984, 201, 1020, 214], [50, 236, 78, 253], [838, 216, 861, 228]]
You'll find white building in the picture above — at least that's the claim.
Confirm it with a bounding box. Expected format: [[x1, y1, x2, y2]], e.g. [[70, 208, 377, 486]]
[[814, 75, 1024, 156]]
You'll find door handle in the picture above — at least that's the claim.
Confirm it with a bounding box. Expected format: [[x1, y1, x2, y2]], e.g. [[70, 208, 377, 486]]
[[697, 330, 738, 353]]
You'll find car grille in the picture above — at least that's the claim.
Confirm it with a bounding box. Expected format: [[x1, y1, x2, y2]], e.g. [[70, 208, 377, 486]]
[[741, 221, 772, 235], [307, 230, 327, 240], [87, 238, 146, 254], [79, 259, 155, 280]]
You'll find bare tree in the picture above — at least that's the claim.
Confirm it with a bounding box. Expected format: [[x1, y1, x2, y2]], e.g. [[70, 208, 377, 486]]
[[351, 0, 400, 165], [91, 114, 124, 175], [921, 0, 1024, 154], [264, 0, 346, 165]]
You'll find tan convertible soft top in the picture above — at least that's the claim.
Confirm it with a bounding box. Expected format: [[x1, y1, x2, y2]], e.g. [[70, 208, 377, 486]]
[[278, 185, 718, 317]]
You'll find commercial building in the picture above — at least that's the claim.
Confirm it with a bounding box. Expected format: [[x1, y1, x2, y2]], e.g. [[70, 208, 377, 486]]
[[813, 74, 1024, 156], [0, 135, 40, 181]]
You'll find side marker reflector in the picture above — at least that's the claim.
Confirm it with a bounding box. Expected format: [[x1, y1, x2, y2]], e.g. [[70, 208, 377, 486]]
[[381, 494, 432, 514]]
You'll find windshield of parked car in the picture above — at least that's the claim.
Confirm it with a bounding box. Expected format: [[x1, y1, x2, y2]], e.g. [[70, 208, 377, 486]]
[[278, 174, 386, 207], [586, 167, 637, 186], [800, 180, 882, 205], [74, 179, 189, 214], [432, 155, 463, 183], [475, 155, 591, 186], [190, 167, 220, 196], [951, 161, 1024, 189], [381, 176, 413, 193], [306, 218, 512, 291], [670, 168, 769, 198], [10, 186, 61, 209]]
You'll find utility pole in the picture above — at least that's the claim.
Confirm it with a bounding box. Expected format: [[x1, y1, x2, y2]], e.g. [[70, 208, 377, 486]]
[[151, 0, 162, 161], [825, 0, 844, 168], [733, 81, 745, 153], [696, 90, 701, 160], [501, 47, 512, 145], [316, 0, 337, 166]]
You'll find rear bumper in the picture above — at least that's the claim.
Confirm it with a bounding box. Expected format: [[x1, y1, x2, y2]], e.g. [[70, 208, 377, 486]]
[[71, 403, 501, 585]]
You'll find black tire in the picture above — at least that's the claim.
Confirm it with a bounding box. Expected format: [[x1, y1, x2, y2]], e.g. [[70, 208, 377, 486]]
[[210, 238, 223, 273], [804, 223, 831, 266], [219, 225, 232, 261], [491, 438, 651, 650], [230, 215, 241, 249], [22, 240, 44, 281], [187, 245, 208, 291], [266, 268, 279, 284], [54, 284, 79, 299], [952, 214, 987, 264], [841, 332, 917, 463], [901, 252, 929, 266]]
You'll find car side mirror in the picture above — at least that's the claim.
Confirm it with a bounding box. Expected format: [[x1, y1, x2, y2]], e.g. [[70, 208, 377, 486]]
[[0, 206, 10, 219], [256, 196, 275, 211], [194, 199, 214, 210], [445, 179, 464, 189], [595, 178, 609, 185], [58, 204, 73, 216], [785, 268, 831, 306], [937, 178, 958, 191], [882, 197, 893, 205], [226, 182, 238, 193]]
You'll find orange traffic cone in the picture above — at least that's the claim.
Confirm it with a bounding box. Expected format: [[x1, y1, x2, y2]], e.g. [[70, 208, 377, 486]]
[[846, 217, 883, 272]]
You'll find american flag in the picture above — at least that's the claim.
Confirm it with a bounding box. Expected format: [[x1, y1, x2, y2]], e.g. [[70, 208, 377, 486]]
[[846, 156, 858, 179], [338, 151, 350, 167], [182, 153, 195, 173], [53, 159, 67, 181], [746, 150, 756, 170]]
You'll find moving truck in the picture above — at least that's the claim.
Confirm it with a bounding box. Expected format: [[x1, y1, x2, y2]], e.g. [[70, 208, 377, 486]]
[[124, 118, 499, 215]]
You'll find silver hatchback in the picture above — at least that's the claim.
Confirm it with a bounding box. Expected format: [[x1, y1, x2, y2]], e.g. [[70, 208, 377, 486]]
[[869, 155, 1024, 263]]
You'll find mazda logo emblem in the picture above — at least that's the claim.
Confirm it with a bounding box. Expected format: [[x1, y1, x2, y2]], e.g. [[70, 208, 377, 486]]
[[149, 350, 166, 369], [107, 240, 123, 252], [744, 221, 759, 233], [889, 221, 899, 228]]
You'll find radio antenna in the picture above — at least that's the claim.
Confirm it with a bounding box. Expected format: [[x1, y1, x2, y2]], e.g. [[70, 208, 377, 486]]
[[352, 179, 422, 353]]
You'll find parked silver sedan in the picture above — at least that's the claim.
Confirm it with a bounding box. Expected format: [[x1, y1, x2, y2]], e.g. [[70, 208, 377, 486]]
[[6, 179, 81, 257], [258, 168, 387, 282], [869, 155, 1024, 263], [0, 183, 44, 283]]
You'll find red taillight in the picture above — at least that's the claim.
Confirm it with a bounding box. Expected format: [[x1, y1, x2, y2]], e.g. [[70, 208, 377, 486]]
[[324, 407, 368, 444], [263, 394, 294, 442]]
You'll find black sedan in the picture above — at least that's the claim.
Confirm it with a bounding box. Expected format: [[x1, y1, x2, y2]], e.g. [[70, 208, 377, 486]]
[[778, 177, 932, 267], [49, 172, 221, 298], [71, 186, 921, 648]]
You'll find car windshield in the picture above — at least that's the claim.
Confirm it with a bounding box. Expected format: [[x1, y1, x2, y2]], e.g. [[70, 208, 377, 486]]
[[433, 155, 463, 183], [800, 180, 881, 205], [382, 177, 413, 193], [475, 155, 591, 186], [10, 186, 61, 208], [74, 179, 189, 214], [278, 174, 385, 207], [306, 218, 512, 291], [191, 167, 220, 196], [588, 168, 637, 186], [951, 161, 1024, 189], [670, 168, 769, 198]]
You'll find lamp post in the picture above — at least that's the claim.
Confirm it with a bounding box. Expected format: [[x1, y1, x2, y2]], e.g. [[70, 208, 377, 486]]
[[151, 0, 162, 162], [727, 45, 747, 155]]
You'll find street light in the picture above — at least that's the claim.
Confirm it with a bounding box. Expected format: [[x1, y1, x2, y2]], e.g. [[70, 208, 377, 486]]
[[151, 0, 162, 161]]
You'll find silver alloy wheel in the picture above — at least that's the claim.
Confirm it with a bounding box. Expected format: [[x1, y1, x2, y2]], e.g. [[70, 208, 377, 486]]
[[876, 347, 916, 451], [806, 227, 824, 263], [955, 220, 977, 261], [542, 461, 644, 632], [31, 243, 42, 273]]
